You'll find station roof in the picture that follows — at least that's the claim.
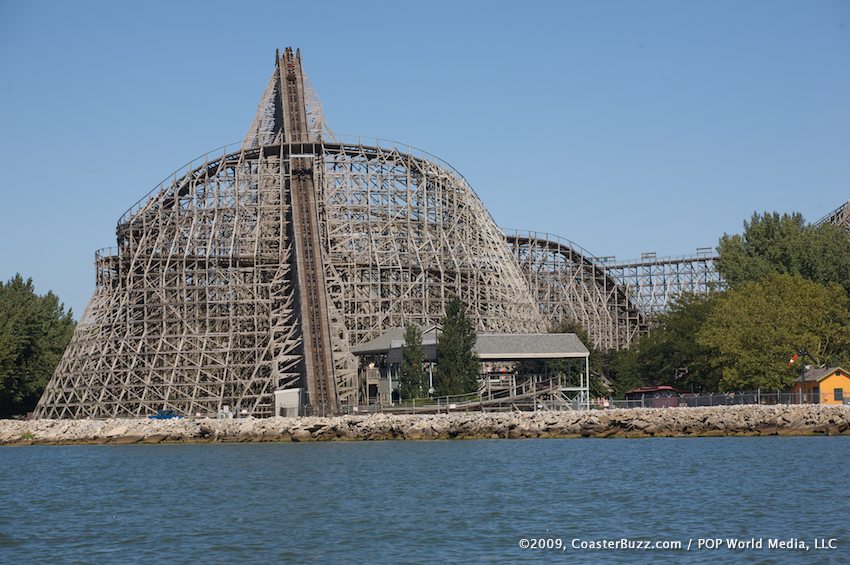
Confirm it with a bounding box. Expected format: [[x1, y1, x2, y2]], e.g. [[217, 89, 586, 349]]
[[351, 327, 589, 360], [474, 333, 589, 359], [350, 326, 439, 356]]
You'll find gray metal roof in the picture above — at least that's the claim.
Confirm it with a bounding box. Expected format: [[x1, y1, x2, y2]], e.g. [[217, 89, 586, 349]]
[[350, 328, 588, 359], [350, 326, 439, 355], [800, 367, 848, 382], [474, 333, 589, 359]]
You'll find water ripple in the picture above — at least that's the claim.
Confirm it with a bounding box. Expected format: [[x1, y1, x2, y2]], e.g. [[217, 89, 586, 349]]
[[1, 437, 848, 563]]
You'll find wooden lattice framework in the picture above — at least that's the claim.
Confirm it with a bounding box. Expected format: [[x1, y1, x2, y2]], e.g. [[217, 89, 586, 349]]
[[36, 47, 727, 418], [816, 199, 850, 233], [505, 230, 645, 349], [35, 50, 544, 419], [506, 232, 723, 349], [606, 253, 722, 322]]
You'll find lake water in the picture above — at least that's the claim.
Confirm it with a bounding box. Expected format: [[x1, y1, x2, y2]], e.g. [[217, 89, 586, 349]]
[[1, 437, 848, 563]]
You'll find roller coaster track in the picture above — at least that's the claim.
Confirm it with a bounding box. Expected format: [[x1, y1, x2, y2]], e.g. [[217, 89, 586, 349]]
[[505, 230, 646, 349], [505, 231, 724, 348], [116, 51, 343, 413], [816, 199, 850, 233], [606, 253, 721, 320], [280, 48, 338, 413]]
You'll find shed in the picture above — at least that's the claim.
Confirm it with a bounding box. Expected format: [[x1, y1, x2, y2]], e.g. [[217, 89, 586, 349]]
[[790, 367, 850, 405]]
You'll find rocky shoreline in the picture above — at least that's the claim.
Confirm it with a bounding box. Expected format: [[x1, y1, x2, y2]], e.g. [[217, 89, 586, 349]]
[[2, 404, 849, 445]]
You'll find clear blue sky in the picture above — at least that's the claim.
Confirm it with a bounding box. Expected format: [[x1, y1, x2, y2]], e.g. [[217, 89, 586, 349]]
[[1, 0, 848, 316]]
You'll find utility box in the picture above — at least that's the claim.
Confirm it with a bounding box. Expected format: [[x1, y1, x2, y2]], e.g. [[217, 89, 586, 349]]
[[274, 388, 303, 417]]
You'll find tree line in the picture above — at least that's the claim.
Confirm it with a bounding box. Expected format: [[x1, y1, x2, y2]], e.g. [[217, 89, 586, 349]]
[[607, 212, 850, 395], [0, 275, 75, 417]]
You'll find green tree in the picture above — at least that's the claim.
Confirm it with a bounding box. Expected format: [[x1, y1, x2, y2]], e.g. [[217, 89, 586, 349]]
[[434, 296, 479, 396], [697, 273, 850, 391], [0, 274, 75, 417], [634, 294, 721, 392], [606, 347, 644, 398], [604, 294, 722, 395], [399, 324, 427, 400], [717, 212, 850, 293]]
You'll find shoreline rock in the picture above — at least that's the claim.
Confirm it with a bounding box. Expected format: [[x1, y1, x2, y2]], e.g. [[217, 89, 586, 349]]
[[1, 405, 849, 446]]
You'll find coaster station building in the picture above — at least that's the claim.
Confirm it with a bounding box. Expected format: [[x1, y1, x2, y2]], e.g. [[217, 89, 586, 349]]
[[348, 327, 590, 411]]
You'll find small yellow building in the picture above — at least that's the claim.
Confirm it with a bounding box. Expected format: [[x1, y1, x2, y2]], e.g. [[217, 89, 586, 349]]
[[790, 367, 850, 405]]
